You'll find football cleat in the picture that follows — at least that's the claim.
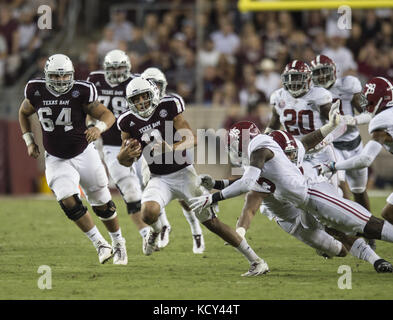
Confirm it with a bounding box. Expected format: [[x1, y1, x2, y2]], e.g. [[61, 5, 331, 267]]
[[241, 259, 270, 277], [112, 238, 128, 265], [143, 227, 160, 256], [192, 234, 205, 254], [315, 249, 333, 259], [374, 259, 393, 273], [158, 225, 171, 249], [94, 240, 113, 264]]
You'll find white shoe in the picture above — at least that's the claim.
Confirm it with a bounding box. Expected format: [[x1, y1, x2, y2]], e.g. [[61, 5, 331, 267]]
[[241, 259, 270, 276], [158, 225, 171, 249], [112, 238, 128, 265], [192, 234, 205, 254], [143, 227, 160, 256], [94, 240, 113, 264]]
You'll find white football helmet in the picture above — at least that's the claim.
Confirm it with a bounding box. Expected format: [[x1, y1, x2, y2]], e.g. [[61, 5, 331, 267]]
[[103, 49, 131, 85], [141, 67, 167, 98], [126, 77, 160, 118], [44, 54, 74, 94]]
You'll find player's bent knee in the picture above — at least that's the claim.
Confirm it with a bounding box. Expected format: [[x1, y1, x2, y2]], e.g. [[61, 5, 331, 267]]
[[126, 200, 141, 214], [141, 201, 160, 224], [93, 200, 117, 221], [59, 194, 87, 221]]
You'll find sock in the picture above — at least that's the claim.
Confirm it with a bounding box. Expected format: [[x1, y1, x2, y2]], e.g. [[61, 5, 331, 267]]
[[182, 208, 202, 235], [109, 228, 123, 242], [235, 239, 260, 264], [159, 208, 170, 227], [139, 226, 150, 238], [349, 238, 380, 265], [381, 221, 393, 242], [85, 226, 105, 244], [151, 218, 162, 234]]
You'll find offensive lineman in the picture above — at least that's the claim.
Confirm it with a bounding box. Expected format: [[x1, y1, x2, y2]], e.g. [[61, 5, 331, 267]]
[[19, 54, 128, 264], [117, 76, 269, 276]]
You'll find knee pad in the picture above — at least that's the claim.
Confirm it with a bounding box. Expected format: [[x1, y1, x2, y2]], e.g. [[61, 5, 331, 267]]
[[59, 194, 87, 221], [93, 200, 117, 221], [126, 200, 141, 214]]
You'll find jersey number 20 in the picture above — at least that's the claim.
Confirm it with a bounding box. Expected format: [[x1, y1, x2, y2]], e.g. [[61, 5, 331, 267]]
[[283, 109, 315, 135]]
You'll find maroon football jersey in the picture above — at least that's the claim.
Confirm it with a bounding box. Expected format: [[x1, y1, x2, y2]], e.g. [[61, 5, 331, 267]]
[[87, 71, 137, 146], [117, 94, 192, 175], [24, 79, 97, 159]]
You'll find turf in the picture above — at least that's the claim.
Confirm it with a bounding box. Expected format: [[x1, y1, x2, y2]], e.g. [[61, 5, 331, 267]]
[[0, 195, 392, 300]]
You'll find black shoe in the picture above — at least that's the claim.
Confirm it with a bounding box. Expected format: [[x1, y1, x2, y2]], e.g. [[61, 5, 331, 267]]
[[374, 259, 393, 273]]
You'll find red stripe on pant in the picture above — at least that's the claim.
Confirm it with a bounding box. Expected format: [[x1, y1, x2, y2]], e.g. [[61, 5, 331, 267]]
[[307, 190, 369, 223], [309, 188, 370, 220]]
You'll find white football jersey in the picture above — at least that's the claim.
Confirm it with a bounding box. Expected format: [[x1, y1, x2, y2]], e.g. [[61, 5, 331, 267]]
[[368, 107, 393, 153], [270, 86, 332, 139], [247, 134, 308, 205], [328, 76, 362, 142]]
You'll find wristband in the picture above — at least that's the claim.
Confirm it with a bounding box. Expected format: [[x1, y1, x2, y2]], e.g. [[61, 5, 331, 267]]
[[212, 192, 224, 204], [22, 132, 34, 146], [95, 121, 107, 133], [214, 179, 230, 190], [87, 120, 95, 128]]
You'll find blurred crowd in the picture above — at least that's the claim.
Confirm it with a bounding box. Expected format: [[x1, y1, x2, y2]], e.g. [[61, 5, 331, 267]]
[[0, 0, 68, 87], [2, 0, 393, 131]]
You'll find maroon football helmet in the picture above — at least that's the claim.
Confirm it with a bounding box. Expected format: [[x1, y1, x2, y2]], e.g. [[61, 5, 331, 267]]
[[363, 77, 393, 116], [310, 55, 337, 89], [281, 60, 312, 97], [269, 130, 298, 163], [227, 121, 261, 164]]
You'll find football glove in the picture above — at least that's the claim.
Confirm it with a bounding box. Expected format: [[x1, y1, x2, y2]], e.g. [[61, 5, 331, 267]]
[[189, 194, 213, 213], [199, 174, 215, 190]]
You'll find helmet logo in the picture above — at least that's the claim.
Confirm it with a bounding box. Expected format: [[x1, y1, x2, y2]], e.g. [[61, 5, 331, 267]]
[[365, 83, 376, 96]]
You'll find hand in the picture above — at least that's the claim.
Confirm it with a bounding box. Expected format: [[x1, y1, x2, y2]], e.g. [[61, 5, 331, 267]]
[[84, 127, 101, 143], [328, 100, 341, 127], [189, 194, 213, 213], [27, 143, 40, 159], [199, 174, 215, 190], [342, 115, 357, 126], [118, 139, 141, 166], [314, 162, 336, 176]]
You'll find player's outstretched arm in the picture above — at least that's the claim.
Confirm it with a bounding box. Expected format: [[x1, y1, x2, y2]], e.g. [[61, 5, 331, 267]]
[[83, 100, 116, 143], [18, 99, 40, 159], [189, 148, 272, 213], [236, 191, 265, 237]]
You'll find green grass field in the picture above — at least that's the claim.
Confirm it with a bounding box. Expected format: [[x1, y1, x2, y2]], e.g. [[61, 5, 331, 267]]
[[0, 194, 392, 300]]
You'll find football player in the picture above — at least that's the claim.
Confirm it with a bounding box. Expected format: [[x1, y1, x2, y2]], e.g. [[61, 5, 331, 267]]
[[310, 55, 371, 213], [141, 67, 205, 253], [198, 128, 392, 272], [189, 110, 393, 266], [266, 60, 343, 188], [318, 77, 393, 226], [117, 77, 269, 276], [19, 54, 129, 265], [86, 50, 174, 253]]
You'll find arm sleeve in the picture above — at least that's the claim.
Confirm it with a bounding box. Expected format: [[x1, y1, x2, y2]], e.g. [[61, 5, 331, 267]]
[[221, 166, 261, 199], [335, 140, 383, 170]]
